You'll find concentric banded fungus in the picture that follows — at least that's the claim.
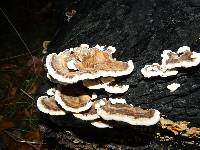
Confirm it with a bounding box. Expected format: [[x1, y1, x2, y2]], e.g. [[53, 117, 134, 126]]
[[96, 100, 160, 126], [141, 46, 200, 78], [141, 63, 178, 78], [37, 96, 66, 115], [46, 45, 134, 84], [54, 86, 92, 113], [73, 101, 100, 120], [161, 48, 200, 69], [37, 43, 163, 128]]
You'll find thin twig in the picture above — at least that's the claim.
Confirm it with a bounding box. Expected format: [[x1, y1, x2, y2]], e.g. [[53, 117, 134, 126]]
[[0, 8, 36, 73], [3, 130, 46, 150], [20, 88, 34, 100], [0, 49, 39, 62], [0, 8, 33, 59], [8, 128, 31, 133]]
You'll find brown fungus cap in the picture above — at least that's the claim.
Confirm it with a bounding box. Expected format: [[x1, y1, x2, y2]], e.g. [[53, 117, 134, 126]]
[[46, 44, 134, 84], [37, 96, 66, 115], [161, 46, 200, 69], [96, 100, 160, 126], [54, 85, 93, 113], [73, 101, 100, 120], [141, 46, 200, 78]]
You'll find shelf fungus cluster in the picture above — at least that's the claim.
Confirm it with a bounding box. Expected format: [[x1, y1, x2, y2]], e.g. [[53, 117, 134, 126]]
[[46, 44, 134, 84], [37, 44, 160, 128], [141, 46, 200, 78]]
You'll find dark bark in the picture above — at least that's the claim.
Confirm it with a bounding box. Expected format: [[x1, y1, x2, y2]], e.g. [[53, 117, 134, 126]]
[[40, 0, 200, 149]]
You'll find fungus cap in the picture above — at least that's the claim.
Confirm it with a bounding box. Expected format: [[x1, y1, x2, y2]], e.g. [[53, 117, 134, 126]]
[[54, 86, 93, 113], [141, 63, 178, 78], [73, 113, 99, 121], [105, 85, 129, 94], [161, 48, 200, 69], [46, 45, 134, 84], [177, 46, 190, 54], [73, 101, 100, 120], [37, 96, 66, 115], [96, 100, 160, 126], [141, 46, 200, 78]]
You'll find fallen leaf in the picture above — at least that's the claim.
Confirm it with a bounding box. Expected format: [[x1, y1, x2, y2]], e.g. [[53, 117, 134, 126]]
[[0, 64, 17, 70], [0, 120, 15, 132]]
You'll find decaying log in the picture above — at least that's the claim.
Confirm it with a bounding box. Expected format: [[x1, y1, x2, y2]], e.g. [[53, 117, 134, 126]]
[[38, 0, 200, 149]]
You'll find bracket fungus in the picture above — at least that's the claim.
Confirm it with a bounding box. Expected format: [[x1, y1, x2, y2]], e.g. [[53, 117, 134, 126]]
[[46, 44, 134, 84], [161, 48, 200, 69], [37, 44, 160, 128], [54, 86, 93, 113], [141, 63, 178, 78], [95, 99, 160, 126], [73, 101, 100, 120], [37, 96, 66, 115], [141, 46, 200, 78]]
